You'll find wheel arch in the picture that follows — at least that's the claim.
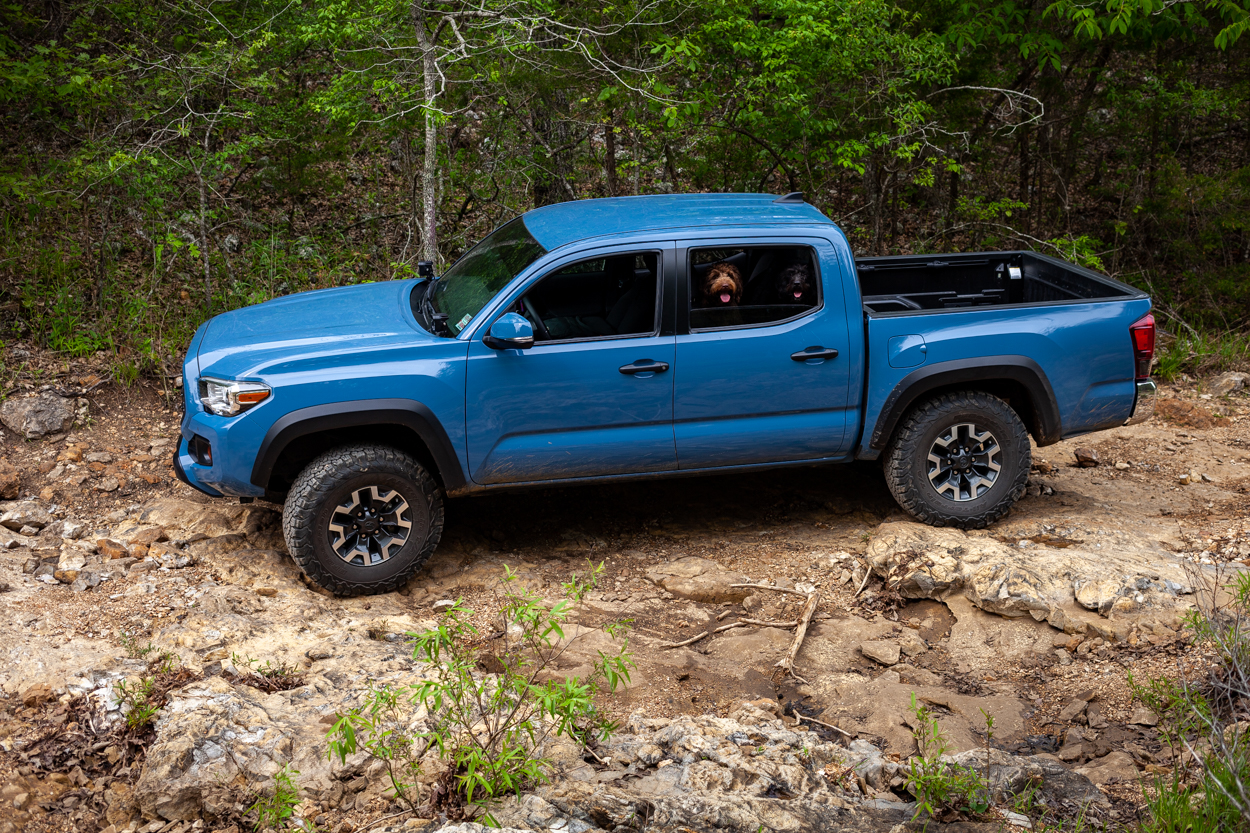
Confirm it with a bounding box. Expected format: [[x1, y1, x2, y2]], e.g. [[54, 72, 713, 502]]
[[869, 357, 1061, 453], [251, 399, 467, 498]]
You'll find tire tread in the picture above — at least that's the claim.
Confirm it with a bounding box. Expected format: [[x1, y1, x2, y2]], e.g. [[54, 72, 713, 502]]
[[282, 445, 444, 596], [883, 390, 1030, 529]]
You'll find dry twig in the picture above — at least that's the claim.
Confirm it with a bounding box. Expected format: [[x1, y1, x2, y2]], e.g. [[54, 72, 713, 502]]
[[730, 583, 811, 597], [775, 592, 820, 682], [661, 631, 711, 649], [793, 711, 852, 738]]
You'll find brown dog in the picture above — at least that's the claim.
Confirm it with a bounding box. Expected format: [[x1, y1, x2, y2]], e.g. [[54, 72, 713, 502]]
[[701, 262, 744, 307]]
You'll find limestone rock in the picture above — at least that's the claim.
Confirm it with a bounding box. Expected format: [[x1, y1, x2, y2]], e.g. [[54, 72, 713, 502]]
[[866, 521, 1189, 626], [1212, 371, 1249, 397], [1074, 750, 1138, 786], [0, 501, 53, 531], [859, 641, 900, 666], [1074, 447, 1099, 467], [646, 556, 751, 603], [1129, 705, 1159, 726], [0, 393, 75, 439], [1073, 577, 1126, 614]]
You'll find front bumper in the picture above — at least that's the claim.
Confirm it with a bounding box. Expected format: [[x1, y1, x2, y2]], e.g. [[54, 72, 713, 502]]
[[1125, 379, 1157, 426]]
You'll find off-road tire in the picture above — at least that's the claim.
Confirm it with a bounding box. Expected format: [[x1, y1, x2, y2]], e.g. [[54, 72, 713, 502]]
[[883, 390, 1030, 529], [283, 445, 444, 596]]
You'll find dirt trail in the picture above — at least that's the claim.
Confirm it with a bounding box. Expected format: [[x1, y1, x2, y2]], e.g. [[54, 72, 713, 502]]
[[0, 372, 1247, 832]]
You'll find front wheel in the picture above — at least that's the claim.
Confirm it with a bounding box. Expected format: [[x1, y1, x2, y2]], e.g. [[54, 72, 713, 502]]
[[883, 391, 1030, 529], [283, 445, 444, 596]]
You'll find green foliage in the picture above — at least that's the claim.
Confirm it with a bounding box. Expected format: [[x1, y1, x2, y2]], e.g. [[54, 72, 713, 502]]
[[904, 693, 991, 823], [1131, 563, 1250, 830], [114, 677, 160, 731], [247, 764, 304, 832], [0, 0, 1247, 375], [327, 562, 632, 817]]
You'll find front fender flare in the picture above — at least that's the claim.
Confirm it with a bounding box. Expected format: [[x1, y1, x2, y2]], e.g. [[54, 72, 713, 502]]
[[250, 399, 466, 494]]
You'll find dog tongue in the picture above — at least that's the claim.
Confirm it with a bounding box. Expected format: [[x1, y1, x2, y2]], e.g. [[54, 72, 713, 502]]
[[720, 293, 731, 303], [793, 291, 803, 299]]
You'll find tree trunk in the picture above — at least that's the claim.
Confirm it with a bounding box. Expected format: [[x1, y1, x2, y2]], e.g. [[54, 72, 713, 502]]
[[413, 11, 439, 263], [196, 161, 212, 312], [1061, 45, 1114, 199], [604, 111, 618, 197]]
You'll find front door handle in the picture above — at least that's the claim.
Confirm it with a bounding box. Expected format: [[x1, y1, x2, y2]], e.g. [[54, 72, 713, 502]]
[[619, 359, 670, 375], [791, 346, 839, 362]]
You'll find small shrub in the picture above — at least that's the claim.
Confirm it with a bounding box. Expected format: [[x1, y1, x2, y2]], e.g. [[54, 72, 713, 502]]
[[120, 632, 156, 659], [327, 562, 633, 819], [247, 764, 303, 831], [904, 692, 990, 824], [1135, 562, 1250, 831], [114, 677, 160, 731], [229, 655, 306, 693]]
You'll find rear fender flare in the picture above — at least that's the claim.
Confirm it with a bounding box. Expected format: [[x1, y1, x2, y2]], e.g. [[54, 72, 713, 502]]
[[250, 399, 466, 494], [869, 356, 1061, 451]]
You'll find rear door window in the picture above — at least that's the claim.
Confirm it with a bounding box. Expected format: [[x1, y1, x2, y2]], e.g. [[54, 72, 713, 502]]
[[688, 246, 820, 330]]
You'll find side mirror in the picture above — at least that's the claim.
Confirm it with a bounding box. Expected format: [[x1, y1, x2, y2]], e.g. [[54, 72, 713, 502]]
[[483, 312, 534, 350]]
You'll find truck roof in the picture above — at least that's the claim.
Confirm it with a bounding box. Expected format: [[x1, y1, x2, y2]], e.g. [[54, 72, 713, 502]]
[[521, 193, 833, 251]]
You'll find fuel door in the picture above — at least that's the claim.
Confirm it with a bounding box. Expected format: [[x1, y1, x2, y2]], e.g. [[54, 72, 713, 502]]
[[887, 334, 927, 369]]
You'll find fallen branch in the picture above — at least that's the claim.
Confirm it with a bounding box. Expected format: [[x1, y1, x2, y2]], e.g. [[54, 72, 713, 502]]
[[775, 592, 820, 682], [661, 631, 710, 649], [731, 583, 811, 597], [661, 618, 800, 649], [582, 744, 610, 765], [715, 619, 798, 634], [854, 565, 873, 598], [793, 711, 852, 738]]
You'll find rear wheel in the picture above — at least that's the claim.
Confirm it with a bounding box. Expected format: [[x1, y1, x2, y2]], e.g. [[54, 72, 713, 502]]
[[283, 445, 444, 596], [883, 391, 1030, 528]]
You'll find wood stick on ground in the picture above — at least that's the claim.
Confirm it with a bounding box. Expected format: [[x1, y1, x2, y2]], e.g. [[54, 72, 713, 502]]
[[776, 592, 820, 680], [854, 564, 873, 598], [793, 711, 853, 738], [714, 619, 798, 634], [730, 583, 811, 597], [661, 630, 710, 649]]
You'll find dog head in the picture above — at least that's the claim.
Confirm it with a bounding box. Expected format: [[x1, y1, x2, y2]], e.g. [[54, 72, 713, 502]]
[[702, 262, 743, 306], [776, 263, 813, 303]]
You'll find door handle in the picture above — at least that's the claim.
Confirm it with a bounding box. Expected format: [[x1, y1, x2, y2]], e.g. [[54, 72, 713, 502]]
[[791, 346, 839, 362], [619, 359, 670, 375]]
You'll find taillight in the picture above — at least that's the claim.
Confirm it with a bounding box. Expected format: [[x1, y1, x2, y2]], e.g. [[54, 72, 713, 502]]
[[1130, 313, 1155, 380]]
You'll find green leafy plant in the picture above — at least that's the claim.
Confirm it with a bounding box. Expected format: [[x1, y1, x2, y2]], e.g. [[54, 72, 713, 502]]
[[904, 693, 990, 825], [119, 632, 156, 659], [114, 677, 160, 731], [327, 562, 632, 819], [230, 654, 306, 693], [247, 764, 303, 831]]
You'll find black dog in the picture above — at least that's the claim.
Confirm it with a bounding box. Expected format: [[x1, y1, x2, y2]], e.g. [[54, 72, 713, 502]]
[[775, 263, 813, 304]]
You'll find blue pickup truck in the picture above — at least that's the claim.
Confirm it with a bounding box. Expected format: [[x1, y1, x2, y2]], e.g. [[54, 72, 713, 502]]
[[176, 193, 1157, 595]]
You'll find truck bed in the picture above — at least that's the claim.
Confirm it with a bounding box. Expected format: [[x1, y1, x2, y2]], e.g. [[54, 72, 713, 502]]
[[858, 251, 1134, 314]]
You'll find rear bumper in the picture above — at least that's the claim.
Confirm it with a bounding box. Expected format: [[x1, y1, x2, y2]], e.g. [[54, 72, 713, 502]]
[[1125, 379, 1157, 426]]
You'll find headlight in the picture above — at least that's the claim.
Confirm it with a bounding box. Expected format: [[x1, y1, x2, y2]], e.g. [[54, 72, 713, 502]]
[[198, 377, 271, 416]]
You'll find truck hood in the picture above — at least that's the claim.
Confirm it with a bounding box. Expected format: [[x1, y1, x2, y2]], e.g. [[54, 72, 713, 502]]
[[197, 280, 440, 378]]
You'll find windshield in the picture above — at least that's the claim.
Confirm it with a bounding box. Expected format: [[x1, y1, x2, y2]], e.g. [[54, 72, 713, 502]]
[[430, 218, 547, 336]]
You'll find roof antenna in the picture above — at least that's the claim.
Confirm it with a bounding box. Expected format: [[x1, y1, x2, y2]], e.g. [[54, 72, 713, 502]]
[[773, 192, 805, 204]]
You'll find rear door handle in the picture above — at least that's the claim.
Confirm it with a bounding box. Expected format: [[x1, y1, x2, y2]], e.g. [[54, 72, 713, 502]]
[[791, 347, 839, 362], [619, 359, 670, 375]]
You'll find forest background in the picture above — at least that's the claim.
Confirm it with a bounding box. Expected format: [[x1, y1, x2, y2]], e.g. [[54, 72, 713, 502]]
[[1, 0, 1248, 383]]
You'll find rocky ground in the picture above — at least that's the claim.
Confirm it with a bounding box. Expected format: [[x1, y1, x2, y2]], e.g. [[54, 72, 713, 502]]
[[1, 363, 1249, 833]]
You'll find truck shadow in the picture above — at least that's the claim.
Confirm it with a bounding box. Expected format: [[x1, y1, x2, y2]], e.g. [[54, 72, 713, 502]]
[[443, 461, 897, 554]]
